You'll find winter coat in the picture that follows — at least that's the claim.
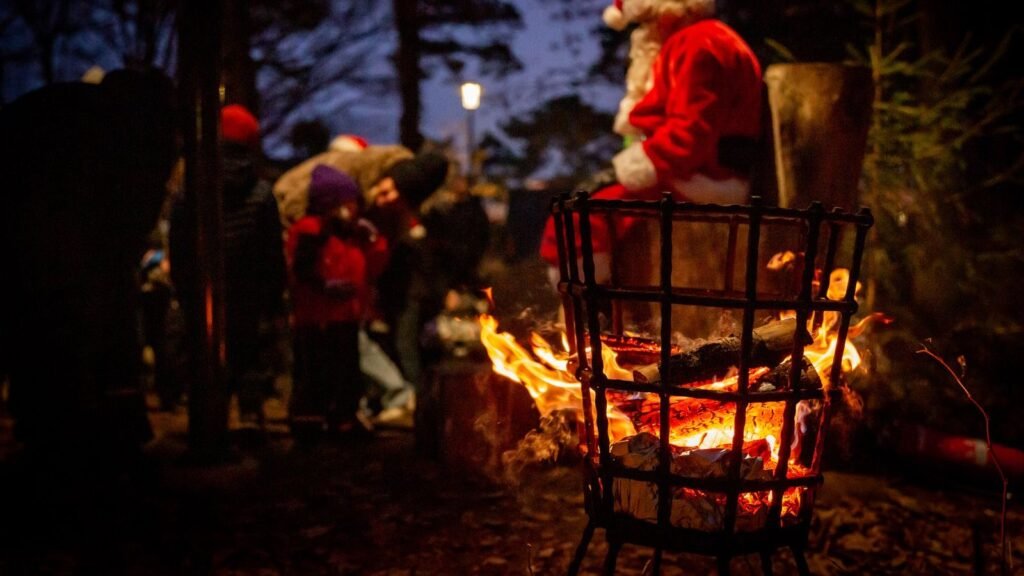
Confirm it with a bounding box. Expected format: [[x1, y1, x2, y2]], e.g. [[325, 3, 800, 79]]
[[273, 145, 413, 229], [286, 216, 368, 327]]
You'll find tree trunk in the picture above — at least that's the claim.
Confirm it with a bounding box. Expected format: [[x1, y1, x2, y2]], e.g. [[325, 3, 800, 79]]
[[179, 0, 230, 463], [393, 0, 424, 151], [221, 0, 258, 113], [763, 63, 873, 211]]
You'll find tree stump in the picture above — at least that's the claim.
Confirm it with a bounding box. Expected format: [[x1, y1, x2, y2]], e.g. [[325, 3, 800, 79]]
[[416, 359, 540, 481], [764, 63, 873, 211]]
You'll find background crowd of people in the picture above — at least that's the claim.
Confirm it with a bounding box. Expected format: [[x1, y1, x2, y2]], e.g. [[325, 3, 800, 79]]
[[0, 68, 495, 466]]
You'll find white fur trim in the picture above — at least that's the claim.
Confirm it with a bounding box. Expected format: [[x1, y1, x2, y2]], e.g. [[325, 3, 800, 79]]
[[621, 0, 715, 25], [671, 174, 750, 205], [613, 143, 658, 191], [603, 5, 628, 31], [613, 97, 643, 136], [329, 135, 368, 152]]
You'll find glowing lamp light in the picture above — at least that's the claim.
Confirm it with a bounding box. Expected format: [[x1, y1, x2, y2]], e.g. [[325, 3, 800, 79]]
[[460, 82, 482, 111]]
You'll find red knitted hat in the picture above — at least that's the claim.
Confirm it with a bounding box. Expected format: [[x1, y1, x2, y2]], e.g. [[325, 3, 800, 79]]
[[221, 104, 260, 147]]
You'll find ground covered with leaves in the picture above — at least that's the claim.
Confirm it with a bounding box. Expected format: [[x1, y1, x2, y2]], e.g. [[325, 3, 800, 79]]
[[1, 397, 1020, 575], [0, 259, 1020, 574]]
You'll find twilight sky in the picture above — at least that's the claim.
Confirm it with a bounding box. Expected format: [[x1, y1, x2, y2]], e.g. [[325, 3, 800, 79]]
[[0, 1, 623, 162], [289, 0, 622, 165], [416, 2, 620, 163]]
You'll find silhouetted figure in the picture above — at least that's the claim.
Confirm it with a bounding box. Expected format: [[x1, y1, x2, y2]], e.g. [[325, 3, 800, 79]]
[[367, 152, 451, 389], [413, 175, 491, 370], [169, 104, 286, 429], [421, 177, 490, 293], [0, 67, 178, 571], [140, 234, 176, 408]]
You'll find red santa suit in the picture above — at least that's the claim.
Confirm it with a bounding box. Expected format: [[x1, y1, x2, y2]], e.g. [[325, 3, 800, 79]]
[[540, 0, 762, 282]]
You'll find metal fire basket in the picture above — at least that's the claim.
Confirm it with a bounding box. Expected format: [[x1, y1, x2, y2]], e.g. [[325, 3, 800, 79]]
[[552, 191, 873, 575]]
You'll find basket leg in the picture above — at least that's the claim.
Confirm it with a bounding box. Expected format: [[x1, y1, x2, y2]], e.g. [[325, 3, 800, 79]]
[[760, 551, 774, 576], [602, 539, 622, 576], [567, 520, 596, 576], [791, 547, 811, 576]]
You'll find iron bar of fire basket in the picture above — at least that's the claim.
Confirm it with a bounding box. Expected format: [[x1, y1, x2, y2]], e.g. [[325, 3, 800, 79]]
[[769, 202, 824, 527]]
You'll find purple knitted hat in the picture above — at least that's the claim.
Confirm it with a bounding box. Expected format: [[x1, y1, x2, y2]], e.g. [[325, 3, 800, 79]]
[[308, 164, 360, 215]]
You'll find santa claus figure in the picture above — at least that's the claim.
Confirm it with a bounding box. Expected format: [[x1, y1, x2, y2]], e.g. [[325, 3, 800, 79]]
[[540, 0, 763, 283]]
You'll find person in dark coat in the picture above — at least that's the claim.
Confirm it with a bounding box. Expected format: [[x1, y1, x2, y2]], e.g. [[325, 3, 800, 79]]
[[169, 104, 286, 429], [365, 152, 451, 389], [0, 67, 178, 570], [0, 68, 177, 460]]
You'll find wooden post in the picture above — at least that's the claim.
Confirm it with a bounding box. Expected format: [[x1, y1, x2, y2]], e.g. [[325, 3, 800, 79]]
[[764, 63, 873, 211], [179, 0, 230, 462]]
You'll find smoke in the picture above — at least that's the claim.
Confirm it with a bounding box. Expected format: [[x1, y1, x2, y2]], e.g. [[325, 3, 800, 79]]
[[500, 409, 581, 487]]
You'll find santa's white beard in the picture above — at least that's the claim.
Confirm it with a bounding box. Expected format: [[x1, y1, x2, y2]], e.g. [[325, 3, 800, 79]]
[[610, 0, 716, 137], [614, 24, 662, 137]]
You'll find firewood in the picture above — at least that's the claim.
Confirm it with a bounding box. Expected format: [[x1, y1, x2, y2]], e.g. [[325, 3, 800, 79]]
[[632, 318, 811, 385], [752, 357, 822, 392]]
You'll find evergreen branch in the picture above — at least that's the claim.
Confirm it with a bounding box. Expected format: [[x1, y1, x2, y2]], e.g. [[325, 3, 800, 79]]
[[969, 26, 1021, 84]]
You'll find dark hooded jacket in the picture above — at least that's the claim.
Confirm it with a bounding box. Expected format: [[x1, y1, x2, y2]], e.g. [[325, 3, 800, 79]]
[[170, 142, 286, 326]]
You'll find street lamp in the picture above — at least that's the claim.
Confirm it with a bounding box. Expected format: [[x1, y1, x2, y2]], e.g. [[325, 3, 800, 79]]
[[460, 81, 482, 183]]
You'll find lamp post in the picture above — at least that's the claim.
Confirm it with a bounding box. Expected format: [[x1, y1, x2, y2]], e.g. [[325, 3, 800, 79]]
[[460, 81, 481, 184]]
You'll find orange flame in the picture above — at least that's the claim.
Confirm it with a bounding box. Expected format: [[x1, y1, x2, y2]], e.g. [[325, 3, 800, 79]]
[[478, 314, 637, 441]]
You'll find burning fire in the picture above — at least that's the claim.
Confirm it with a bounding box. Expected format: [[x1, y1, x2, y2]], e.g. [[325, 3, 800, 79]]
[[479, 269, 881, 528], [478, 314, 638, 441]]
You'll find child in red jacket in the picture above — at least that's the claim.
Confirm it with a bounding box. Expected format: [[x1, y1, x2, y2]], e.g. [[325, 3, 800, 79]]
[[286, 164, 371, 440]]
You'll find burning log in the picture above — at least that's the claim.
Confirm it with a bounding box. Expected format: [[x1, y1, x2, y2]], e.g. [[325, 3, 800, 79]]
[[600, 334, 681, 367], [621, 361, 818, 452], [632, 317, 811, 385], [629, 391, 786, 448], [752, 356, 821, 392]]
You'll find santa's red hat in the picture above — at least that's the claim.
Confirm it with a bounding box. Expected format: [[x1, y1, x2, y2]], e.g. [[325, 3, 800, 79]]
[[329, 134, 369, 152], [220, 104, 260, 148]]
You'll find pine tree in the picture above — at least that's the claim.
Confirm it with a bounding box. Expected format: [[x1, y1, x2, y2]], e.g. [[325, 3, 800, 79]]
[[844, 0, 1024, 450]]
